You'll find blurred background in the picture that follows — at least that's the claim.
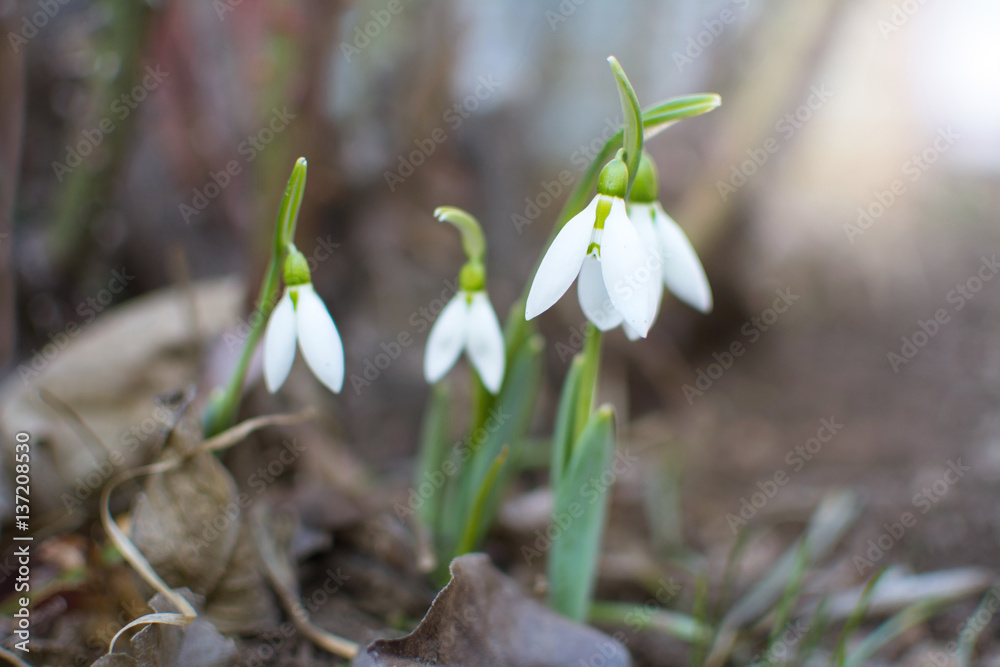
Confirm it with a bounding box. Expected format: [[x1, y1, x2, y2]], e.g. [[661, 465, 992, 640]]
[[2, 0, 1000, 606]]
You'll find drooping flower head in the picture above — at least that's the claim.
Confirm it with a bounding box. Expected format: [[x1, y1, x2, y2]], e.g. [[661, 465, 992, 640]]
[[628, 152, 712, 318], [423, 207, 506, 394], [525, 151, 661, 337], [263, 246, 345, 394]]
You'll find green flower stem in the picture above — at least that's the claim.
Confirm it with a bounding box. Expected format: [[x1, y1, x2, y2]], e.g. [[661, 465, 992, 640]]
[[203, 158, 308, 437], [573, 324, 603, 443]]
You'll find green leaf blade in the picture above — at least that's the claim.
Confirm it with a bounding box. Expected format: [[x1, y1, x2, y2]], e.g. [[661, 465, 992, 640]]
[[548, 406, 616, 621], [607, 56, 644, 196]]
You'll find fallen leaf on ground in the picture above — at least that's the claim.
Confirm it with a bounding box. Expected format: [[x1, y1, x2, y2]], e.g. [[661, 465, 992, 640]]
[[352, 553, 633, 667]]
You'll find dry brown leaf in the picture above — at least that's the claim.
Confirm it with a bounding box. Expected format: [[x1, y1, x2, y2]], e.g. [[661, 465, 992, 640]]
[[0, 278, 243, 518], [352, 553, 633, 667]]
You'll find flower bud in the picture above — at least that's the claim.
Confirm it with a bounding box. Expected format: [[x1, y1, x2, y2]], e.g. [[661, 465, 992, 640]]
[[597, 150, 628, 199], [283, 247, 311, 287], [630, 152, 659, 204]]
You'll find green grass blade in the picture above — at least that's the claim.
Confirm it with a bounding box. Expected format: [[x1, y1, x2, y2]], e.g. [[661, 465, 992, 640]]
[[547, 407, 616, 621], [689, 571, 713, 667], [590, 601, 710, 644], [843, 599, 941, 667], [551, 355, 585, 489], [450, 334, 543, 557], [793, 597, 830, 667], [714, 526, 755, 624], [413, 382, 450, 532], [607, 56, 644, 196], [831, 568, 888, 666], [705, 491, 861, 666], [957, 581, 1000, 666], [768, 540, 811, 647], [455, 445, 509, 556]]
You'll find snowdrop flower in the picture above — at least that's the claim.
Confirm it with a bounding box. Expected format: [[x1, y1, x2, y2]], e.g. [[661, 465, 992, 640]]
[[263, 247, 345, 394], [525, 152, 661, 337], [620, 152, 712, 341], [423, 207, 506, 394]]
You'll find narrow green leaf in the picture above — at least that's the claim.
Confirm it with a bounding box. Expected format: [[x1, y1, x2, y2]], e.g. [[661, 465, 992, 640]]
[[957, 581, 1000, 666], [793, 597, 830, 667], [551, 355, 585, 489], [832, 568, 887, 666], [414, 382, 451, 532], [275, 157, 308, 252], [450, 334, 544, 557], [714, 527, 754, 624], [768, 540, 810, 647], [705, 491, 861, 665], [689, 571, 713, 667], [455, 445, 509, 556], [589, 601, 710, 644], [607, 56, 644, 197], [641, 93, 722, 140], [843, 599, 941, 667], [548, 407, 615, 621], [573, 324, 602, 441]]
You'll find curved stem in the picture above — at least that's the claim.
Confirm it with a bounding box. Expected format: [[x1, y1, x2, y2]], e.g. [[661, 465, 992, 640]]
[[203, 158, 308, 437], [573, 324, 603, 443]]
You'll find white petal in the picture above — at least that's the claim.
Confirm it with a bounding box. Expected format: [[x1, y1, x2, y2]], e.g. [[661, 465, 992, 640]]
[[465, 292, 506, 394], [622, 323, 643, 341], [627, 203, 664, 325], [423, 294, 468, 384], [262, 290, 297, 393], [295, 284, 345, 393], [577, 255, 623, 331], [525, 197, 598, 320], [600, 198, 660, 338], [654, 203, 713, 313]]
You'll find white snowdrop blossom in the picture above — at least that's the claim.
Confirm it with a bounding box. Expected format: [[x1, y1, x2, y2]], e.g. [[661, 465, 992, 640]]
[[629, 201, 712, 314], [423, 289, 505, 393], [263, 250, 345, 394], [615, 152, 712, 340], [525, 156, 661, 338]]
